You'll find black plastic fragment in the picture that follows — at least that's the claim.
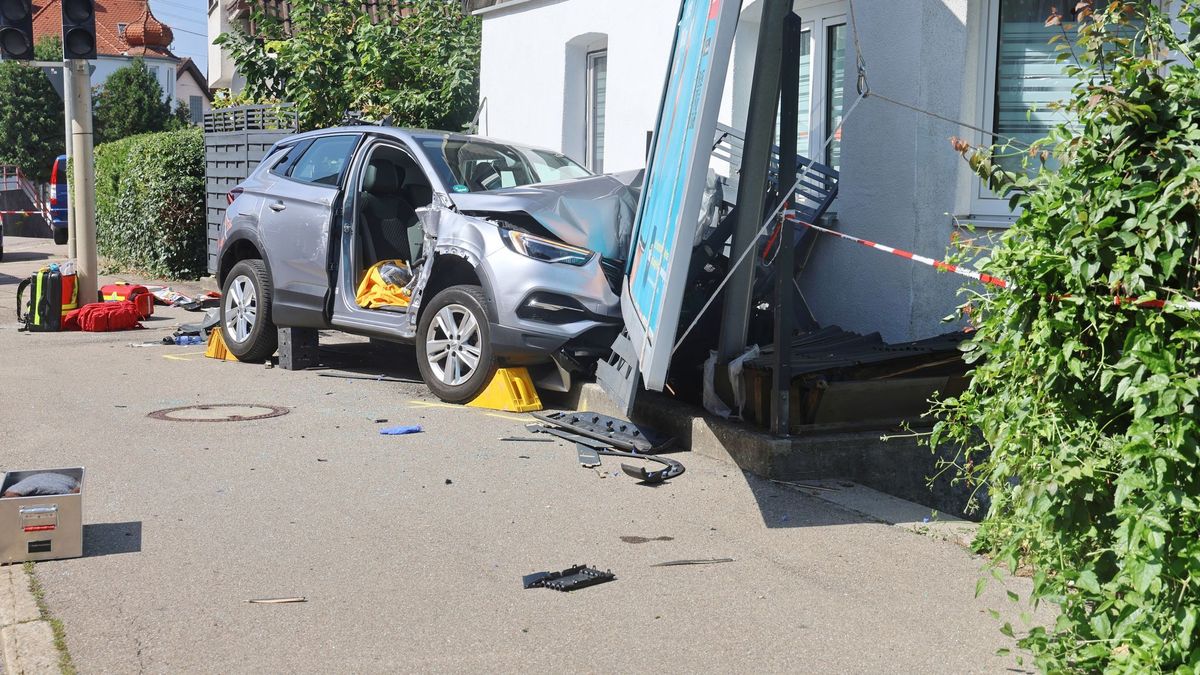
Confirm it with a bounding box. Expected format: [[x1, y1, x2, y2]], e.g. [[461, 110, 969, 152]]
[[577, 443, 601, 468], [530, 411, 674, 453], [528, 426, 686, 483], [523, 565, 616, 592]]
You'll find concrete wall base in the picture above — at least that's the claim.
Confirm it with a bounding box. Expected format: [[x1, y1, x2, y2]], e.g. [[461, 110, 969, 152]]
[[577, 383, 983, 520]]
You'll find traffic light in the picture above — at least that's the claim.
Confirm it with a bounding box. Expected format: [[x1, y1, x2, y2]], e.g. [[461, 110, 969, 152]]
[[0, 0, 34, 61], [61, 0, 95, 60]]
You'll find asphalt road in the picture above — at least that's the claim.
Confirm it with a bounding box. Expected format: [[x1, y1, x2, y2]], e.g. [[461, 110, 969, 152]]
[[1, 237, 1036, 673]]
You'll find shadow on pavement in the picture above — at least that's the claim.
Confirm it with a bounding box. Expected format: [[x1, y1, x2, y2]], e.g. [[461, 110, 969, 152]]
[[82, 521, 143, 557], [311, 339, 424, 383], [0, 251, 52, 264], [743, 473, 874, 529]]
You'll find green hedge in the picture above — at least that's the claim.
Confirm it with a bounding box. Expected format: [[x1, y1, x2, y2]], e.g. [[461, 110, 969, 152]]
[[95, 127, 205, 279]]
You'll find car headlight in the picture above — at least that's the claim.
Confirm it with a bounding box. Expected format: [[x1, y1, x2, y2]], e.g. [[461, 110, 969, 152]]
[[500, 229, 594, 266]]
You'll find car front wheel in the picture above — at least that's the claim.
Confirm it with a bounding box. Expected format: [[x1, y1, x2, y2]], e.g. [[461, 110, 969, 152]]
[[221, 259, 277, 362], [416, 285, 497, 403]]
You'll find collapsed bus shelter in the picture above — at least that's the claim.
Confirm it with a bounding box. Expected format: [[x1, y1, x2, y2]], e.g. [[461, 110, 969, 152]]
[[597, 0, 983, 436]]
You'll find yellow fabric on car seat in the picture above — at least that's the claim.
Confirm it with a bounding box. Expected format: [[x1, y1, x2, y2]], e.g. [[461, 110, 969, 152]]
[[356, 260, 412, 309]]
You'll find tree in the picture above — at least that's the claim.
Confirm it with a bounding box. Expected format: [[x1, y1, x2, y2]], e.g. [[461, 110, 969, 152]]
[[215, 0, 480, 131], [933, 1, 1200, 670], [168, 100, 194, 130], [0, 61, 64, 184], [94, 58, 171, 144], [34, 35, 62, 61]]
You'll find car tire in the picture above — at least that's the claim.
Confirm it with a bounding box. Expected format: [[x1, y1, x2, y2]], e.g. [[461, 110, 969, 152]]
[[52, 228, 68, 245], [220, 259, 277, 363], [416, 285, 497, 403]]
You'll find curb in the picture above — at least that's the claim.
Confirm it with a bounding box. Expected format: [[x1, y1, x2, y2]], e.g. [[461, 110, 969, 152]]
[[1, 564, 64, 674]]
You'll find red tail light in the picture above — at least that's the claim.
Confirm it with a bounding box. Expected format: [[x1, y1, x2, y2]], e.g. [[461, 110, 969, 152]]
[[227, 187, 244, 205], [49, 159, 60, 206]]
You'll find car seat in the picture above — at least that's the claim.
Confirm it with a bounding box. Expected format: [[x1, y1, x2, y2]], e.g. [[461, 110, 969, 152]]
[[360, 159, 417, 264], [401, 183, 433, 261], [467, 162, 501, 192]]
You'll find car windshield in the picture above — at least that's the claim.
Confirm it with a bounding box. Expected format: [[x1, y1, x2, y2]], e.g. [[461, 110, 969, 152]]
[[415, 137, 592, 193]]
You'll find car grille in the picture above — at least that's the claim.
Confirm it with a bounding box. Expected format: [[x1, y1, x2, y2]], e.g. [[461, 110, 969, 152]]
[[600, 258, 624, 295]]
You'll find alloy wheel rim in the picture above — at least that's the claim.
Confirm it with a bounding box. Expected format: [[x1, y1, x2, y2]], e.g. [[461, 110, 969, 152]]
[[224, 275, 258, 344], [426, 303, 482, 387]]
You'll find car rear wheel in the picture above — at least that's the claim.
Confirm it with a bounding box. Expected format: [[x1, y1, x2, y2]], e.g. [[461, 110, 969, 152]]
[[416, 285, 496, 403], [52, 228, 68, 245], [221, 259, 277, 362]]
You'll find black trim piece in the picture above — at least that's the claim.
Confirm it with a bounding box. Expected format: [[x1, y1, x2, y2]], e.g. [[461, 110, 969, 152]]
[[523, 565, 615, 592], [269, 140, 309, 178], [526, 425, 685, 484], [529, 411, 674, 453]]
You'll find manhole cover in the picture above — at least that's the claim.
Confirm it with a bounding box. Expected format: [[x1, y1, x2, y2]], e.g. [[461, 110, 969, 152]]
[[147, 404, 290, 422]]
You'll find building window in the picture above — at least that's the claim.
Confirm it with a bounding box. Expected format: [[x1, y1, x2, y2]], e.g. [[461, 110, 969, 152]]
[[773, 9, 846, 172], [190, 96, 203, 124], [586, 50, 607, 173], [992, 1, 1082, 173], [975, 0, 1088, 215], [824, 23, 847, 170], [117, 23, 127, 37]]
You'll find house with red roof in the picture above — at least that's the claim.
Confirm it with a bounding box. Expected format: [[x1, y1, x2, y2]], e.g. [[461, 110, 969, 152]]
[[32, 0, 210, 121]]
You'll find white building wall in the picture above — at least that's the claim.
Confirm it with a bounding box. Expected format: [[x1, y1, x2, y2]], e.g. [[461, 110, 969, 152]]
[[478, 0, 681, 173], [478, 0, 988, 343], [206, 1, 242, 91], [90, 55, 179, 103], [800, 0, 978, 342], [175, 73, 212, 117]]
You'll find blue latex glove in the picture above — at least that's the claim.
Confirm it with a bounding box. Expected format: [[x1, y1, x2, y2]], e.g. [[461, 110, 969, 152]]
[[379, 425, 423, 436]]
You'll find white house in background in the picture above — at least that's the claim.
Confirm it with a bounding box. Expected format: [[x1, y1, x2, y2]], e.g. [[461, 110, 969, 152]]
[[176, 57, 213, 124], [468, 0, 1087, 344], [32, 0, 210, 120]]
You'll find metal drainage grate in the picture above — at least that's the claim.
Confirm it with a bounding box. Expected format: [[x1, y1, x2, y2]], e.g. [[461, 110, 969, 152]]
[[147, 404, 290, 423]]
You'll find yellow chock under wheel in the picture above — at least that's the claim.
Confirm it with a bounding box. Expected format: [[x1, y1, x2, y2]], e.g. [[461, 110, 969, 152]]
[[467, 367, 542, 413], [205, 330, 240, 362]]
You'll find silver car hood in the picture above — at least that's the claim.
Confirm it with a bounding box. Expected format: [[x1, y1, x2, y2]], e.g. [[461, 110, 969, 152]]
[[449, 174, 639, 260]]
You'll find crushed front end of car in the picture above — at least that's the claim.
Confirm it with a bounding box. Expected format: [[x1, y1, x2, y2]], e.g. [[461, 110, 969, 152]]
[[406, 174, 638, 391]]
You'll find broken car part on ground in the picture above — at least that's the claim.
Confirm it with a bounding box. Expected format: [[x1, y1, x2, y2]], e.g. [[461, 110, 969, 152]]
[[522, 565, 616, 592], [526, 414, 685, 484]]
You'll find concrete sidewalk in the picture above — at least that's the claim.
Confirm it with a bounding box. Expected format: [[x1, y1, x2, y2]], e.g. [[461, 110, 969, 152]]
[[0, 237, 1038, 673]]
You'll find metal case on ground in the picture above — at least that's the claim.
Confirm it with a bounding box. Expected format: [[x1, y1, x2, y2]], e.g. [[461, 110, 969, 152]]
[[0, 467, 84, 563]]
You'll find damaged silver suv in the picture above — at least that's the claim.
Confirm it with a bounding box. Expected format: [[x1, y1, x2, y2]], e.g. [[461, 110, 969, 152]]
[[217, 127, 635, 402]]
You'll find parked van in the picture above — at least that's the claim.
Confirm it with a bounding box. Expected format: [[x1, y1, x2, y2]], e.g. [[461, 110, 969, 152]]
[[50, 155, 68, 245]]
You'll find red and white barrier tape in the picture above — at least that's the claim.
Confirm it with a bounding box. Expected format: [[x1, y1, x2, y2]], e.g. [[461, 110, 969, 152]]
[[784, 211, 1200, 312]]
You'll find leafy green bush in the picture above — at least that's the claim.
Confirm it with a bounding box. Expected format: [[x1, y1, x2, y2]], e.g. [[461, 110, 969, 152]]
[[0, 60, 63, 184], [95, 128, 206, 279], [934, 2, 1200, 671], [94, 58, 173, 145], [214, 0, 480, 131]]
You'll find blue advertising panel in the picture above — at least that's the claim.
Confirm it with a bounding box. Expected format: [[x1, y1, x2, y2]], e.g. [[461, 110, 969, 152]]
[[621, 0, 740, 391]]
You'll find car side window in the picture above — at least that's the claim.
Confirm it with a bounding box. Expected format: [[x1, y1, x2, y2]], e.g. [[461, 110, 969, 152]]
[[268, 142, 307, 178], [287, 135, 360, 187]]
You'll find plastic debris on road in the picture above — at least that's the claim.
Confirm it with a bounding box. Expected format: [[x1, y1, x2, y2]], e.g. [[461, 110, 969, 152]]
[[379, 425, 423, 436]]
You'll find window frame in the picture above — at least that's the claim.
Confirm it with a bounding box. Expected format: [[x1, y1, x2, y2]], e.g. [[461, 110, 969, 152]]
[[971, 1, 1019, 219], [585, 48, 608, 173], [792, 8, 846, 168]]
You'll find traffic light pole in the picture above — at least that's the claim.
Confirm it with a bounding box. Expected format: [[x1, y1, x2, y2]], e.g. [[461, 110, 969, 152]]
[[67, 58, 96, 302]]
